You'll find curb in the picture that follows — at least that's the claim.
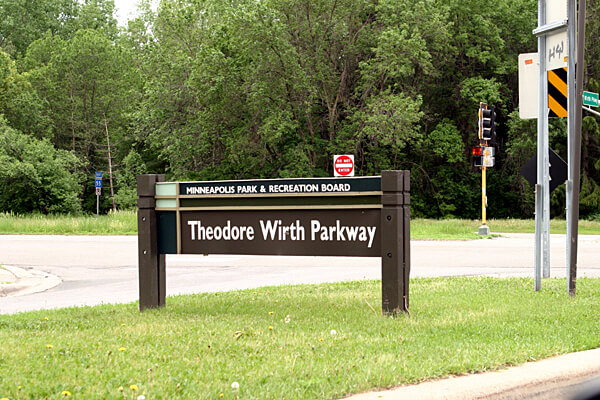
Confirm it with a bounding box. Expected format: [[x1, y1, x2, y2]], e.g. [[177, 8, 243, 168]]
[[0, 265, 61, 297], [344, 348, 600, 400]]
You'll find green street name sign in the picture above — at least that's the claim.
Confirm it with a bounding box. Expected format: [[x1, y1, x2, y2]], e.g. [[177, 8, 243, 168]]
[[583, 91, 599, 107]]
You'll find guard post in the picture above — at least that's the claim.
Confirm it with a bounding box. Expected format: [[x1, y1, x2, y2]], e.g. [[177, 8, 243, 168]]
[[137, 170, 410, 315]]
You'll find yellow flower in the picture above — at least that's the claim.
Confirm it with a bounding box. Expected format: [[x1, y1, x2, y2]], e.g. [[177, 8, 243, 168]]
[[61, 390, 72, 397], [43, 317, 49, 321], [121, 323, 126, 326], [118, 347, 126, 352], [1, 397, 9, 400], [219, 394, 224, 398], [130, 384, 138, 391], [268, 311, 273, 315], [46, 344, 54, 349], [268, 326, 273, 330], [18, 385, 22, 390], [118, 386, 124, 392], [318, 337, 324, 342]]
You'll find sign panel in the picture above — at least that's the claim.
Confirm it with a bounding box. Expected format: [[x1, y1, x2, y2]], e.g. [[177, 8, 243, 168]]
[[546, 0, 567, 24], [333, 155, 355, 177], [519, 53, 539, 119], [520, 148, 568, 193], [95, 179, 102, 188], [546, 32, 568, 71], [95, 171, 103, 178], [583, 91, 599, 107], [548, 67, 568, 117], [180, 209, 381, 257], [179, 176, 379, 196], [95, 187, 101, 195]]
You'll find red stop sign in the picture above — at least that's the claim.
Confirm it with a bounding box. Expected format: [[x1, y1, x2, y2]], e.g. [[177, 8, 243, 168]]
[[334, 155, 354, 176]]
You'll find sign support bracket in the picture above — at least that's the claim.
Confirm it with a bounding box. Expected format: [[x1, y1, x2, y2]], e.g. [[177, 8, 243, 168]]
[[583, 106, 600, 117]]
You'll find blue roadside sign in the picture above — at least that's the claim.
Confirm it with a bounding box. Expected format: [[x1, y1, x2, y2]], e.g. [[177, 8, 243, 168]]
[[95, 171, 103, 178], [95, 179, 102, 188]]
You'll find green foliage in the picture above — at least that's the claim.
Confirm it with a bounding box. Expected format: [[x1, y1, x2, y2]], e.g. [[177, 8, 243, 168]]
[[2, 0, 600, 218], [114, 150, 147, 210], [0, 0, 77, 56], [426, 120, 464, 163], [0, 117, 81, 213]]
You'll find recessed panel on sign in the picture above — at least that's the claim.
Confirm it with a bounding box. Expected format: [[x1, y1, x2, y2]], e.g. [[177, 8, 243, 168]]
[[180, 209, 381, 257]]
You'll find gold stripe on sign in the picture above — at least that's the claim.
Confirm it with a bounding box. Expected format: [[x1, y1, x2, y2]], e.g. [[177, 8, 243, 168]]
[[548, 95, 567, 118]]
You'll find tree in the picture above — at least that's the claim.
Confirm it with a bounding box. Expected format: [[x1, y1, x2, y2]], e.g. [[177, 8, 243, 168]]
[[0, 0, 77, 56], [24, 28, 141, 211]]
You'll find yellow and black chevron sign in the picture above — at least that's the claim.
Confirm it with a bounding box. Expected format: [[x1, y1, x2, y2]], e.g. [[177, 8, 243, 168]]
[[548, 67, 567, 118]]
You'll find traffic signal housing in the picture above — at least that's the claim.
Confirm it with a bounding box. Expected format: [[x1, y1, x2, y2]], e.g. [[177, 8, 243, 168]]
[[479, 105, 496, 142], [473, 146, 495, 167]]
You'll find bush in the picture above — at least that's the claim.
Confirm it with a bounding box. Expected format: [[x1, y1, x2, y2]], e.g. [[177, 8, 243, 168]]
[[0, 116, 82, 213]]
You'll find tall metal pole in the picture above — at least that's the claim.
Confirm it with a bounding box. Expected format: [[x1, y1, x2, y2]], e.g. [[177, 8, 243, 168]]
[[535, 0, 547, 291], [567, 0, 585, 296], [541, 2, 551, 280]]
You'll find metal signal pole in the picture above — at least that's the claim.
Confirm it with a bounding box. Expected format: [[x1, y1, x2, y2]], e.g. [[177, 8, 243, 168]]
[[482, 166, 487, 227]]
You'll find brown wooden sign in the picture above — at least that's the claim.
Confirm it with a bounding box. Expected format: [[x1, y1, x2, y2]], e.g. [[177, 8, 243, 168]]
[[137, 171, 410, 315]]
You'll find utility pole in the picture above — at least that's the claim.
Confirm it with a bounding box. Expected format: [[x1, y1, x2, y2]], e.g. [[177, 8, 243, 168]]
[[566, 0, 585, 296]]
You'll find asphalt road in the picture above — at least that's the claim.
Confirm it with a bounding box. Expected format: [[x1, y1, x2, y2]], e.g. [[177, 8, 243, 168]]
[[1, 233, 600, 314]]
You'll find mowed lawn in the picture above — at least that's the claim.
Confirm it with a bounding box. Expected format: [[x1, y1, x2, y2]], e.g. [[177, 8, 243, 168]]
[[1, 278, 599, 399]]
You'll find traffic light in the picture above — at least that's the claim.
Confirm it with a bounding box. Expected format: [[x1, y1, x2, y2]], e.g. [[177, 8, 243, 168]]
[[473, 146, 495, 167], [479, 104, 496, 141], [472, 146, 483, 167]]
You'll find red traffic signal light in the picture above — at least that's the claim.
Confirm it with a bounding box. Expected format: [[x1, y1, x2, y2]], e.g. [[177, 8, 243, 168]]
[[472, 146, 483, 155]]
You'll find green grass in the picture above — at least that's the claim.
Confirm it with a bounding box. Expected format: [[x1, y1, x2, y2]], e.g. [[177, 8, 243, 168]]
[[411, 218, 600, 239], [1, 277, 599, 399], [0, 211, 137, 235], [2, 212, 600, 238]]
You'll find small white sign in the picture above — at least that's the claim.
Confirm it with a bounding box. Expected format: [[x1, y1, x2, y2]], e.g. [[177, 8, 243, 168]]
[[333, 155, 354, 177], [546, 31, 568, 71], [519, 53, 539, 119], [546, 0, 567, 24]]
